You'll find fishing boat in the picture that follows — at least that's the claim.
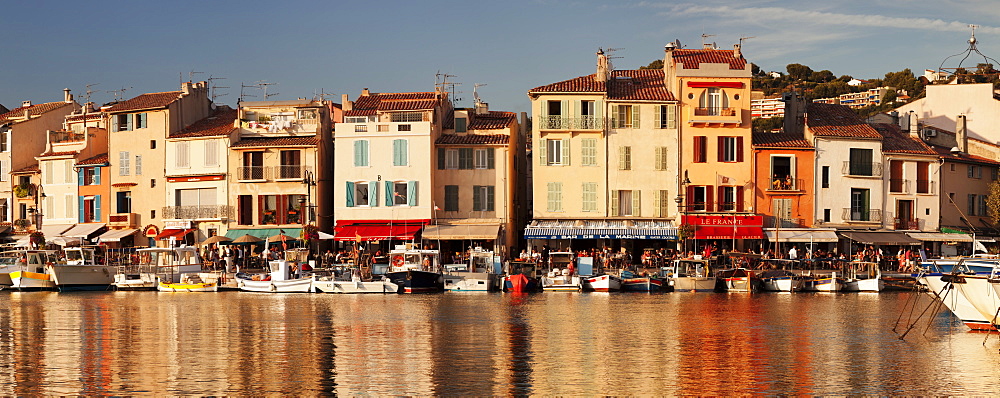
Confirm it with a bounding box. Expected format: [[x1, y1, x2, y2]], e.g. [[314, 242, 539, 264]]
[[918, 260, 995, 331], [48, 246, 116, 291], [158, 273, 218, 292], [314, 265, 398, 293], [842, 261, 883, 292], [800, 271, 842, 292], [620, 270, 666, 292], [384, 247, 444, 293], [670, 258, 717, 292], [443, 248, 502, 292], [541, 252, 582, 292], [114, 247, 204, 290], [503, 260, 541, 293], [715, 268, 761, 292], [759, 269, 800, 292], [583, 273, 623, 292], [237, 249, 314, 293], [7, 250, 59, 290]]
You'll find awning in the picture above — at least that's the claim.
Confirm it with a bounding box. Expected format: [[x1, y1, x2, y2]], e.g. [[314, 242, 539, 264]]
[[97, 229, 139, 242], [40, 224, 74, 237], [682, 215, 764, 240], [764, 228, 839, 243], [423, 224, 499, 240], [13, 237, 30, 247], [317, 231, 335, 240], [524, 220, 677, 240], [156, 228, 197, 241], [61, 223, 106, 238], [224, 228, 302, 240], [906, 232, 974, 242], [333, 220, 430, 242], [839, 231, 920, 245]]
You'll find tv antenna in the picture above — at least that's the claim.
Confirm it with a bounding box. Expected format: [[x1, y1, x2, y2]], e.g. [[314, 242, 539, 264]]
[[313, 88, 337, 102], [701, 33, 716, 48], [255, 80, 280, 100], [473, 83, 487, 104], [739, 35, 755, 46], [239, 82, 259, 104], [107, 86, 132, 102], [81, 83, 99, 105], [188, 70, 204, 83], [436, 72, 462, 103], [207, 75, 229, 102], [604, 47, 625, 71]]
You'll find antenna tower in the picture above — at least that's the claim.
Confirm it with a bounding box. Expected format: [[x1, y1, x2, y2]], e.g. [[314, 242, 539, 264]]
[[207, 75, 229, 102], [107, 86, 132, 103]]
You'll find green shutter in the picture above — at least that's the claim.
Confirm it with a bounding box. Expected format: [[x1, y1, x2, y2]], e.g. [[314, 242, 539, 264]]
[[632, 190, 641, 217], [127, 114, 134, 131], [667, 104, 677, 129], [385, 181, 393, 206], [437, 148, 445, 169], [610, 105, 618, 128], [78, 196, 85, 223], [94, 167, 101, 185], [487, 148, 495, 169], [392, 140, 400, 166], [354, 141, 364, 167], [487, 186, 495, 211], [610, 190, 619, 216], [407, 181, 417, 206], [538, 138, 547, 166], [631, 105, 640, 128], [473, 185, 482, 211], [561, 139, 570, 166], [95, 195, 102, 221], [369, 181, 379, 207], [401, 139, 408, 166], [346, 182, 354, 207]]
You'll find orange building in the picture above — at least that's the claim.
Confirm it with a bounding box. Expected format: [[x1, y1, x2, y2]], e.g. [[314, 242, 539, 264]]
[[75, 153, 110, 225], [752, 131, 814, 228]]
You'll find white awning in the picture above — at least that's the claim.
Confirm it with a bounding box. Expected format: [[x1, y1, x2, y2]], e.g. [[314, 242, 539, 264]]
[[40, 224, 74, 237], [423, 224, 500, 240], [13, 237, 30, 247], [62, 223, 106, 238], [317, 231, 335, 240], [763, 228, 839, 243], [97, 228, 139, 242], [906, 232, 974, 242]]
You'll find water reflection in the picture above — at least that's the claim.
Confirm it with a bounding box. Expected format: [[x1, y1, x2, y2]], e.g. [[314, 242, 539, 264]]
[[0, 291, 997, 395]]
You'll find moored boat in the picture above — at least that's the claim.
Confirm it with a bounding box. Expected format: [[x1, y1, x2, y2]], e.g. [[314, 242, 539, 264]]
[[800, 272, 842, 292], [384, 247, 444, 293], [157, 273, 218, 292], [7, 250, 59, 290], [759, 269, 800, 292], [503, 260, 541, 293], [950, 259, 1000, 327], [114, 247, 203, 290], [842, 262, 883, 292], [670, 259, 716, 292], [48, 246, 116, 291], [920, 268, 995, 331], [237, 258, 314, 293], [540, 252, 582, 292], [620, 270, 666, 292], [443, 248, 502, 292], [716, 268, 760, 292]]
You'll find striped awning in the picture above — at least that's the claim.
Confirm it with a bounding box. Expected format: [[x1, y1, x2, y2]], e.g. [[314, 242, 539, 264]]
[[524, 220, 677, 240]]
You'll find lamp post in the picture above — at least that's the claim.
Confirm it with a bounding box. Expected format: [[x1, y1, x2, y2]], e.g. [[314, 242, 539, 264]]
[[675, 172, 691, 254]]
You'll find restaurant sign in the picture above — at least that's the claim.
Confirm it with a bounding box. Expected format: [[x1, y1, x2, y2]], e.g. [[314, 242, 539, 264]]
[[681, 215, 764, 240]]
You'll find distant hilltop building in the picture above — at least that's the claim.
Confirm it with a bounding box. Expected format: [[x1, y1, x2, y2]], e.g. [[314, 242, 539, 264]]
[[750, 92, 785, 119], [812, 86, 894, 109]]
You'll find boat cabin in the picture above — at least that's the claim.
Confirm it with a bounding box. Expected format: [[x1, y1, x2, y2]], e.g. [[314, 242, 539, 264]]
[[4, 250, 58, 274], [389, 247, 440, 273], [64, 247, 98, 266], [672, 259, 711, 277], [136, 247, 203, 273]]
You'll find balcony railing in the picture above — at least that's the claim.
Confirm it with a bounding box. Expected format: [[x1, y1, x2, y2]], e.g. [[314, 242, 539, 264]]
[[237, 166, 266, 180], [842, 161, 883, 177], [842, 208, 882, 223], [109, 213, 138, 228], [274, 165, 313, 180], [889, 179, 909, 194], [689, 107, 742, 124], [50, 131, 86, 143], [894, 218, 920, 231], [162, 205, 233, 220], [916, 179, 934, 194], [540, 116, 604, 130], [767, 216, 805, 228], [767, 177, 803, 191]]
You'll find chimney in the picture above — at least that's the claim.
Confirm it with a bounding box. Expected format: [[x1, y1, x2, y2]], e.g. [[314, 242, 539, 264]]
[[733, 43, 741, 59], [361, 88, 370, 97], [182, 81, 193, 95], [957, 114, 968, 153], [475, 101, 489, 115], [21, 100, 31, 108], [908, 112, 919, 138], [63, 88, 73, 103], [663, 41, 677, 93], [595, 49, 609, 82]]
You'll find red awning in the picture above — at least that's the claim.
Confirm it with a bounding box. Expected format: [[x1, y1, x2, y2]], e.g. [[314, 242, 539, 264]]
[[156, 228, 196, 241], [333, 220, 430, 242], [682, 215, 764, 240]]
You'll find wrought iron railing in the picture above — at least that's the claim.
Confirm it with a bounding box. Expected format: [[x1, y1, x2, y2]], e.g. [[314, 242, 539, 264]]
[[540, 116, 604, 130], [162, 205, 232, 220], [916, 179, 934, 194], [237, 166, 266, 180], [889, 179, 909, 194], [842, 208, 882, 222], [694, 107, 738, 117], [894, 218, 920, 231], [842, 161, 883, 177], [767, 177, 803, 191]]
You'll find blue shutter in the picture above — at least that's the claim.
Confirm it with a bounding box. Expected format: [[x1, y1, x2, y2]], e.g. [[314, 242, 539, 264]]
[[392, 139, 401, 166], [400, 139, 408, 166], [94, 167, 101, 185], [77, 169, 84, 186], [407, 181, 417, 206], [127, 114, 135, 131], [345, 182, 355, 207], [95, 195, 101, 221], [78, 196, 85, 223], [368, 181, 378, 207], [353, 141, 362, 167], [385, 181, 393, 207]]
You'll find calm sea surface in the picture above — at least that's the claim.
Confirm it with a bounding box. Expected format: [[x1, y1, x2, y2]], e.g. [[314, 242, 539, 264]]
[[0, 290, 997, 395]]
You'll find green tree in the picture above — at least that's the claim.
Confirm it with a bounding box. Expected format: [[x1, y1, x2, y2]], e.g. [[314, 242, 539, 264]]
[[753, 116, 784, 133], [987, 180, 1000, 226], [786, 63, 813, 80], [640, 59, 663, 70], [810, 70, 835, 83]]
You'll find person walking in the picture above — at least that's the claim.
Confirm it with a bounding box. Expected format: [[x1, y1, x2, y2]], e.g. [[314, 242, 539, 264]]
[[788, 245, 798, 260]]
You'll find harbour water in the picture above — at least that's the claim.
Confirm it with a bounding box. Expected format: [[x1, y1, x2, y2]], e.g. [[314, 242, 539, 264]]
[[0, 291, 997, 395]]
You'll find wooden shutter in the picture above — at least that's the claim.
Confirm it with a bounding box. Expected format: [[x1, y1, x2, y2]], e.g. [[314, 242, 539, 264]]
[[437, 148, 445, 169], [561, 100, 570, 118], [538, 138, 547, 166], [354, 141, 363, 167], [686, 186, 695, 210], [632, 190, 640, 217], [77, 169, 84, 186], [718, 186, 726, 211], [385, 181, 393, 207], [561, 139, 570, 166], [736, 186, 744, 212], [258, 196, 266, 223], [366, 181, 377, 207], [487, 186, 495, 211], [595, 100, 603, 126], [127, 114, 134, 131], [655, 106, 662, 129], [653, 190, 662, 217], [95, 195, 101, 221], [487, 148, 495, 169], [737, 136, 744, 162], [276, 195, 287, 224], [407, 181, 417, 206], [654, 147, 663, 170], [619, 147, 627, 170], [631, 105, 640, 128], [473, 186, 482, 211], [392, 140, 400, 166], [94, 167, 101, 185], [78, 196, 85, 223], [705, 186, 714, 212], [111, 115, 119, 132], [693, 136, 704, 163], [717, 137, 725, 162], [667, 105, 677, 129], [610, 190, 619, 216]]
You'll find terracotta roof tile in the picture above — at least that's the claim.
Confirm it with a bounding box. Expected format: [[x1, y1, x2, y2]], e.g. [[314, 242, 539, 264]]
[[529, 70, 676, 101], [806, 103, 881, 139], [671, 49, 747, 70], [11, 165, 39, 174], [38, 150, 78, 158], [376, 99, 437, 111], [752, 131, 812, 148], [528, 74, 607, 93], [171, 108, 237, 138], [872, 123, 935, 155], [468, 111, 516, 130], [0, 102, 73, 123], [345, 92, 441, 117], [231, 136, 318, 148], [436, 134, 510, 145], [930, 144, 1000, 165], [77, 153, 109, 166], [106, 91, 181, 113], [65, 113, 103, 121], [442, 109, 455, 129]]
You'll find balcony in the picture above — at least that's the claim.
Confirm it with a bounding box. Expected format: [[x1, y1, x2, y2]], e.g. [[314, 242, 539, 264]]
[[894, 218, 920, 231], [767, 177, 804, 192], [273, 165, 313, 180], [916, 179, 934, 194], [689, 107, 742, 125], [842, 161, 883, 177], [162, 205, 232, 220], [842, 208, 882, 223], [109, 213, 138, 228], [540, 116, 604, 130], [888, 179, 909, 194], [237, 166, 266, 181], [766, 216, 805, 228], [50, 131, 86, 143]]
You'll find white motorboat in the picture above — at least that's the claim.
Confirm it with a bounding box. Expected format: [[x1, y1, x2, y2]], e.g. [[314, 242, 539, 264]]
[[920, 267, 994, 331], [670, 259, 717, 292], [238, 252, 314, 293], [759, 269, 800, 292], [541, 251, 582, 292], [114, 247, 203, 290], [48, 246, 116, 291], [583, 274, 623, 292], [951, 259, 1000, 327], [800, 272, 842, 292], [443, 248, 502, 292], [842, 262, 883, 292], [6, 250, 59, 290], [314, 275, 398, 293]]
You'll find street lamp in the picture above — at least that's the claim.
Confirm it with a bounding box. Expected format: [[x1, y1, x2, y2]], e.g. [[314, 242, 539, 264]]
[[675, 172, 691, 253]]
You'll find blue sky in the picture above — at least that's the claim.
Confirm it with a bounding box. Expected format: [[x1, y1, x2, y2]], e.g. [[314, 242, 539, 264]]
[[4, 0, 999, 114]]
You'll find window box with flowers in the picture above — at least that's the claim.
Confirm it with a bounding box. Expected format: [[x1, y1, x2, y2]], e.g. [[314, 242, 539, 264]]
[[13, 218, 30, 231], [13, 184, 33, 198]]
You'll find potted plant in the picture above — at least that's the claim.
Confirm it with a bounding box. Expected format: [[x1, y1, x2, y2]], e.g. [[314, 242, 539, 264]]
[[13, 183, 31, 198], [12, 218, 30, 231], [29, 231, 45, 247]]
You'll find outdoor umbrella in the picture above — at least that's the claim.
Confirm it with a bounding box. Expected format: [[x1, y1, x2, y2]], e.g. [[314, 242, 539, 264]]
[[232, 234, 263, 244], [201, 235, 232, 245], [266, 234, 295, 243]]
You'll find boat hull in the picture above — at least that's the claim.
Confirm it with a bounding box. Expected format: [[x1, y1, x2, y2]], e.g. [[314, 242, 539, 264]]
[[761, 277, 799, 292], [843, 277, 883, 292], [238, 276, 314, 293], [672, 276, 717, 292], [314, 279, 398, 293], [113, 273, 158, 291], [444, 273, 501, 292], [922, 274, 996, 331], [48, 265, 116, 291], [158, 282, 218, 292], [621, 277, 665, 292], [541, 275, 581, 291], [10, 270, 56, 290], [583, 274, 622, 292], [503, 275, 540, 292], [385, 270, 444, 293], [953, 275, 1000, 325], [801, 276, 841, 292]]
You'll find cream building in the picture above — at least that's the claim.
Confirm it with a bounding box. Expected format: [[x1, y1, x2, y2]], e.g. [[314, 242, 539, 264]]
[[226, 100, 331, 242], [525, 49, 681, 249], [104, 82, 213, 245], [894, 83, 1000, 144]]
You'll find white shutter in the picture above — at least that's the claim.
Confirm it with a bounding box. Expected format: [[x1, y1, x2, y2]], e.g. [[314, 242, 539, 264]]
[[45, 162, 53, 184], [205, 140, 219, 167], [632, 190, 641, 217], [653, 190, 662, 217], [667, 104, 677, 129], [64, 160, 73, 184]]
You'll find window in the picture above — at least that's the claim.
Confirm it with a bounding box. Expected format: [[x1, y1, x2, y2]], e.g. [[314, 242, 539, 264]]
[[850, 188, 871, 221], [547, 182, 563, 212], [473, 185, 495, 211], [150, 178, 155, 188], [82, 167, 100, 186], [580, 101, 597, 128], [474, 148, 494, 169], [993, 167, 999, 181], [242, 151, 263, 179], [718, 136, 742, 162], [455, 118, 467, 133], [690, 186, 708, 212], [698, 88, 730, 115], [0, 128, 8, 152], [612, 105, 639, 128], [968, 194, 977, 216], [286, 194, 305, 224], [652, 190, 670, 217], [444, 149, 459, 169], [45, 196, 53, 219], [950, 163, 956, 172], [458, 148, 474, 169], [0, 198, 6, 222], [150, 209, 156, 220], [718, 186, 737, 212], [279, 150, 302, 178], [345, 117, 367, 123], [769, 156, 794, 190], [150, 140, 156, 149], [656, 105, 677, 129], [0, 160, 7, 182], [260, 195, 278, 225], [64, 193, 73, 219], [176, 141, 190, 168], [118, 151, 130, 176], [848, 148, 874, 176], [824, 209, 831, 222], [345, 181, 376, 207], [45, 162, 53, 184], [821, 166, 830, 188], [63, 160, 73, 184], [541, 139, 569, 166], [693, 136, 707, 163], [176, 188, 217, 208], [205, 140, 219, 167], [398, 124, 411, 132], [581, 139, 597, 166], [393, 139, 409, 166], [968, 165, 982, 179], [444, 185, 459, 212], [377, 125, 389, 132], [115, 114, 132, 132], [355, 125, 367, 132], [355, 182, 370, 206], [135, 113, 148, 129], [353, 140, 369, 167], [392, 182, 408, 206], [237, 195, 252, 225], [773, 198, 792, 227], [655, 147, 670, 171], [115, 191, 132, 214], [582, 183, 597, 212], [297, 109, 318, 120], [619, 146, 631, 170], [390, 112, 423, 122], [611, 190, 639, 217]]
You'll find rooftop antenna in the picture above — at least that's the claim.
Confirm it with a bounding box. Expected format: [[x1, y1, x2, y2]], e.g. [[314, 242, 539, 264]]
[[107, 86, 132, 103], [188, 70, 204, 83], [207, 75, 229, 103], [78, 83, 99, 130], [436, 72, 462, 103], [473, 83, 487, 104], [256, 80, 279, 100], [239, 82, 259, 104], [739, 35, 755, 47], [938, 24, 1000, 82], [313, 88, 337, 102], [604, 47, 625, 71], [701, 33, 716, 48]]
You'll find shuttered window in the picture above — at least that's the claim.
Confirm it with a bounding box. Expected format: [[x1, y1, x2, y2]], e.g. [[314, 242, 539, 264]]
[[119, 151, 130, 176], [582, 182, 597, 212], [176, 141, 190, 168], [472, 185, 495, 211], [619, 146, 631, 170], [444, 185, 459, 211], [654, 147, 669, 170], [474, 148, 495, 169], [693, 136, 706, 163], [653, 190, 669, 217], [205, 140, 219, 167], [547, 182, 563, 212], [458, 148, 474, 169], [581, 139, 597, 166], [135, 155, 142, 176]]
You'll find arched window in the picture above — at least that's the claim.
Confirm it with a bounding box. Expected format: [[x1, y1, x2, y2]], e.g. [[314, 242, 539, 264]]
[[698, 88, 729, 116]]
